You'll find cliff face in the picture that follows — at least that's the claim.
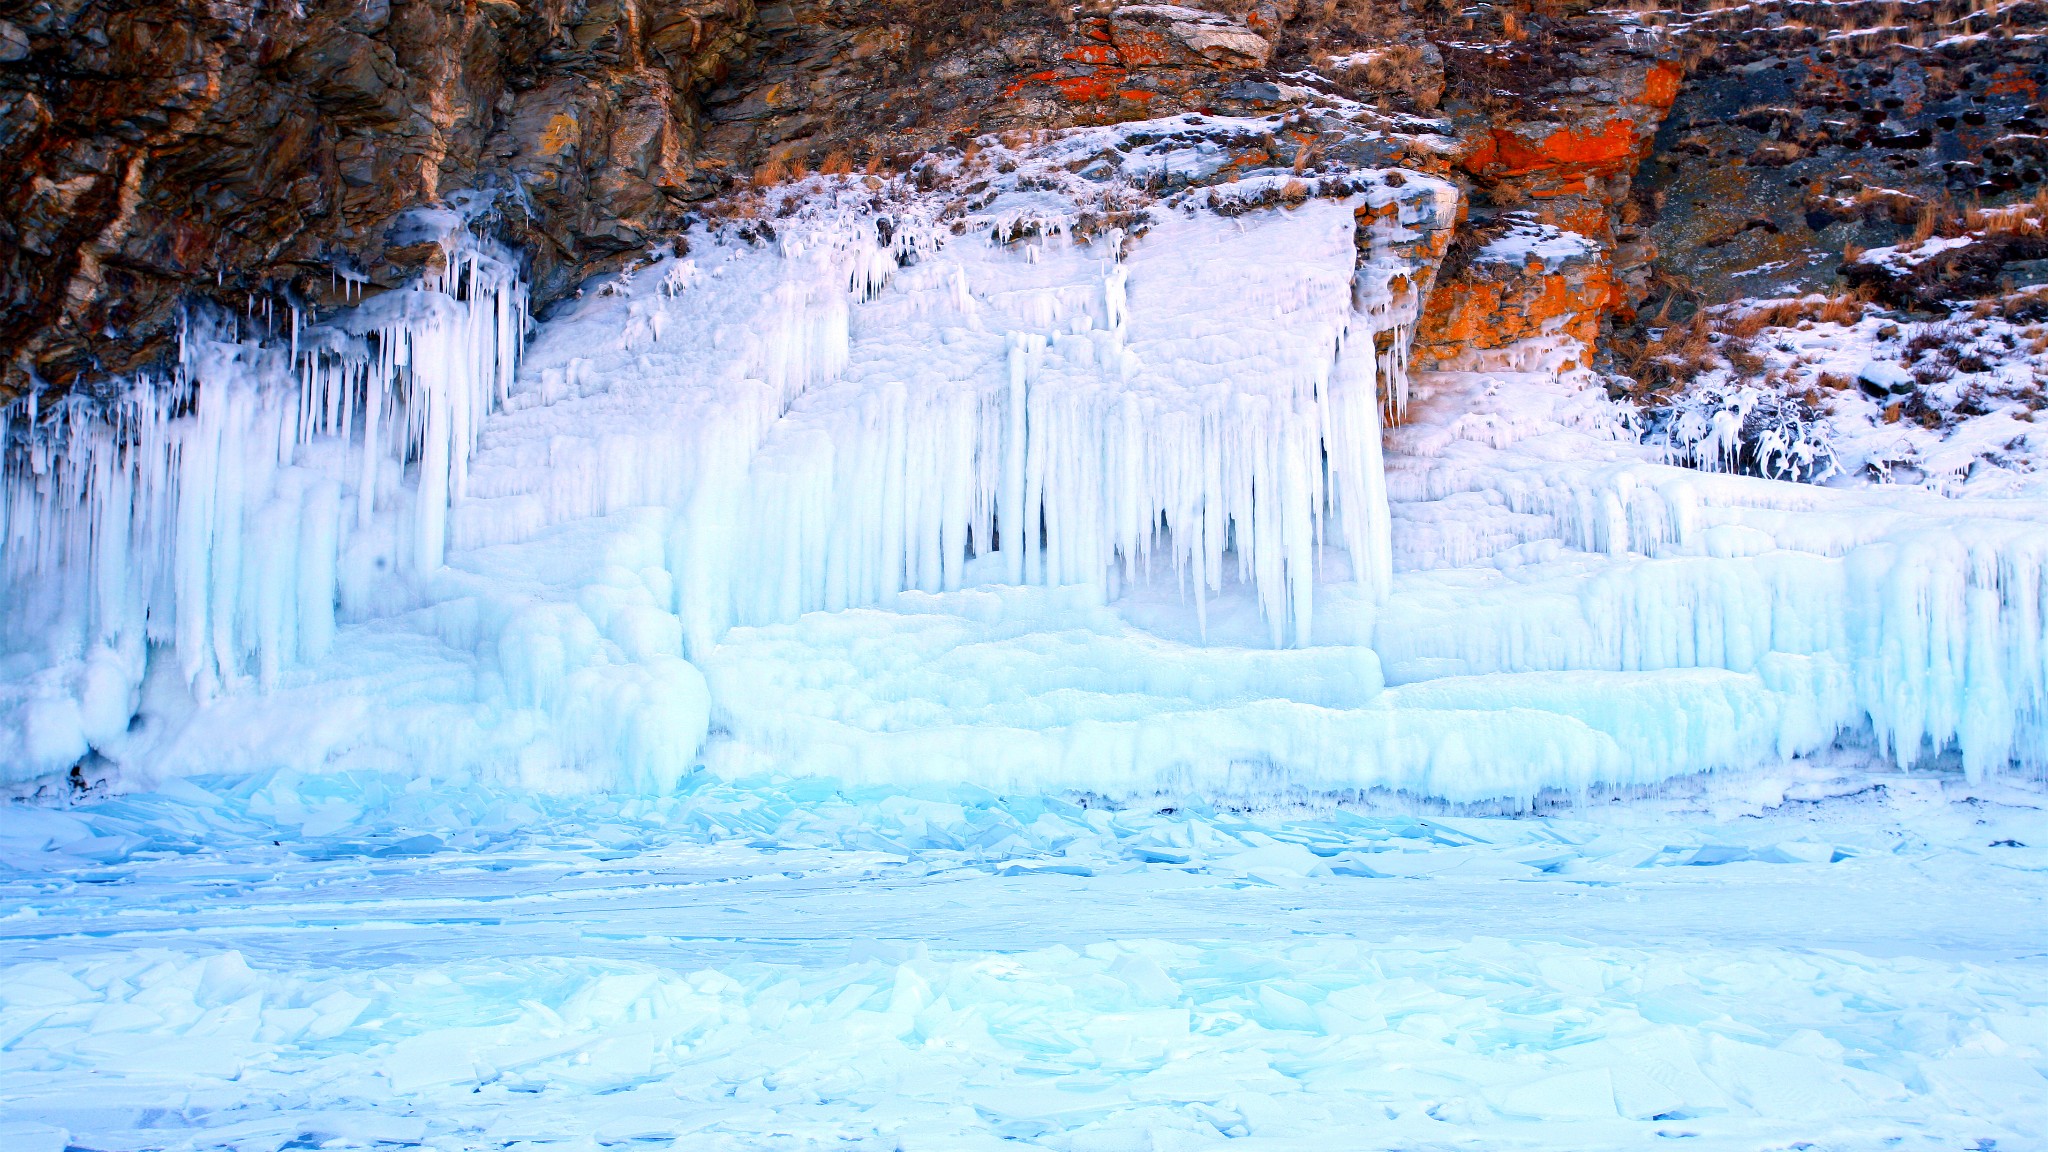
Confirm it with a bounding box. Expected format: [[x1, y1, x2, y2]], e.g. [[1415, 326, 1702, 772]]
[[0, 0, 754, 396], [1607, 1, 2046, 329], [4, 0, 2043, 403], [1411, 16, 1681, 373]]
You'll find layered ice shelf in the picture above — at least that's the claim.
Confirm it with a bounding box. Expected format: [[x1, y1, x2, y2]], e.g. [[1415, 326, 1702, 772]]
[[1, 116, 2045, 802]]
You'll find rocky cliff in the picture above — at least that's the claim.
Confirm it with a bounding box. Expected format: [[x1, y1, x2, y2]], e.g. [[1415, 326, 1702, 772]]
[[3, 0, 2043, 404], [0, 0, 754, 397]]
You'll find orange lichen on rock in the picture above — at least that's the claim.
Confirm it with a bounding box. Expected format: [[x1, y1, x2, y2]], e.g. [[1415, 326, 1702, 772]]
[[1412, 230, 1617, 372], [1433, 37, 1685, 352], [1986, 66, 2039, 100], [1544, 201, 1615, 239], [1465, 119, 1641, 181], [1003, 7, 1274, 114], [1055, 71, 1130, 103], [1640, 61, 1684, 110]]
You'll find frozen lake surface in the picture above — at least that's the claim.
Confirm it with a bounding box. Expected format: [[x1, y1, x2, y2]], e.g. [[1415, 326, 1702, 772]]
[[2, 763, 2044, 1151]]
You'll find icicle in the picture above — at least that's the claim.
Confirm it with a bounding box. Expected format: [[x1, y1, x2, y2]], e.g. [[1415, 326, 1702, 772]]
[[357, 354, 384, 529], [1002, 333, 1035, 585]]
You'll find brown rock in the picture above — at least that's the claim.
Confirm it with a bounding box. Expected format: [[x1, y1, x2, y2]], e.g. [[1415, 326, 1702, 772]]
[[0, 0, 755, 396], [1, 0, 1705, 406]]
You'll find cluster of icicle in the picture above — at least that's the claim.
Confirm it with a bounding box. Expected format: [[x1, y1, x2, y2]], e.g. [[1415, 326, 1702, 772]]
[[670, 193, 1438, 649], [439, 186, 1442, 656], [1381, 443, 2048, 778], [0, 237, 527, 705]]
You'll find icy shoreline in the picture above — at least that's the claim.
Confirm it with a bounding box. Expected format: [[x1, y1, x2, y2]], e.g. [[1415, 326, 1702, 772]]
[[3, 760, 2045, 1151]]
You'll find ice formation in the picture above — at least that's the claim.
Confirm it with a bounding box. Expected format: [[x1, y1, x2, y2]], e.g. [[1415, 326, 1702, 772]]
[[1, 117, 2044, 802], [2, 234, 527, 782], [674, 191, 1409, 650]]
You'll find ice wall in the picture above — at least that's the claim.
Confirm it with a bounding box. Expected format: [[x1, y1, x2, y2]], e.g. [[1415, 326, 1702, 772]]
[[1379, 370, 2048, 780], [694, 365, 2047, 800], [683, 195, 1400, 652], [1380, 476, 2048, 779], [2, 119, 2040, 804], [449, 167, 1456, 658]]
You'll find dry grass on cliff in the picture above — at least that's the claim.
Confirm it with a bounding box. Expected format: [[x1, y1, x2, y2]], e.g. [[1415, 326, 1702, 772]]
[[1970, 189, 2048, 238], [1292, 0, 1415, 52], [1644, 0, 2041, 54], [1909, 200, 1952, 246], [1618, 311, 1716, 394], [1808, 187, 1969, 247], [1316, 38, 1442, 112], [1621, 293, 1871, 394], [1327, 44, 1427, 89], [1850, 187, 2048, 257], [1731, 293, 1870, 334]]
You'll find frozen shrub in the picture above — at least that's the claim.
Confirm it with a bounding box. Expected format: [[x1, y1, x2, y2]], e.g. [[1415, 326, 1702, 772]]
[[1643, 384, 1840, 483]]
